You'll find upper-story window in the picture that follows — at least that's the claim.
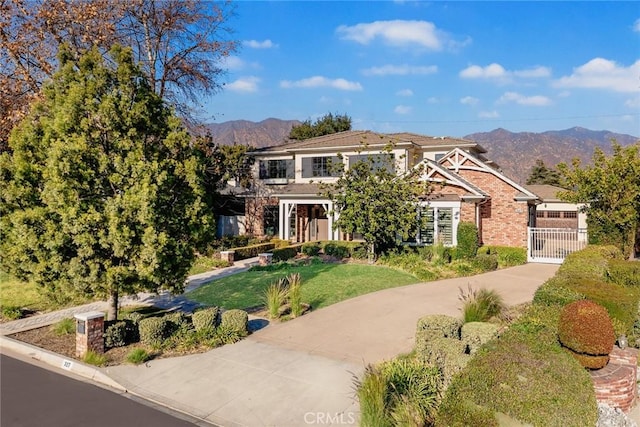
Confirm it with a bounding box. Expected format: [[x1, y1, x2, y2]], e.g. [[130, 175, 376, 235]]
[[348, 153, 395, 173], [301, 156, 342, 178], [259, 160, 294, 180]]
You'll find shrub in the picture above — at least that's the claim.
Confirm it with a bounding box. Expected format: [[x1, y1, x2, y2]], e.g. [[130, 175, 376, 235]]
[[82, 350, 108, 367], [417, 337, 470, 389], [436, 326, 597, 427], [272, 246, 299, 262], [233, 242, 276, 260], [471, 253, 498, 272], [459, 286, 505, 323], [558, 245, 623, 280], [52, 318, 75, 336], [322, 242, 350, 259], [138, 317, 169, 347], [480, 246, 527, 268], [351, 245, 368, 260], [287, 273, 303, 317], [301, 243, 321, 256], [264, 278, 288, 319], [211, 323, 244, 346], [416, 314, 462, 339], [220, 309, 248, 336], [558, 300, 615, 369], [379, 250, 438, 281], [606, 259, 640, 287], [191, 307, 219, 332], [356, 359, 440, 427], [126, 348, 150, 364], [532, 280, 585, 307], [456, 222, 479, 259], [461, 322, 499, 354], [104, 321, 128, 348], [165, 311, 192, 336], [123, 311, 144, 325]]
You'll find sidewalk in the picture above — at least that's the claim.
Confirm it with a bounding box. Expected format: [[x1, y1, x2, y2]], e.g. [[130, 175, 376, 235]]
[[0, 256, 260, 336]]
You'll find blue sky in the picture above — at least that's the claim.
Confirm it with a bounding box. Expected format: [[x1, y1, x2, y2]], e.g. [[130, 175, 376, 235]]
[[204, 1, 640, 137]]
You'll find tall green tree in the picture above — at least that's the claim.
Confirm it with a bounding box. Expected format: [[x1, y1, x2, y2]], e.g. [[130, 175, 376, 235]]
[[526, 159, 563, 186], [0, 45, 215, 319], [289, 112, 351, 140], [557, 142, 640, 259], [321, 146, 428, 260]]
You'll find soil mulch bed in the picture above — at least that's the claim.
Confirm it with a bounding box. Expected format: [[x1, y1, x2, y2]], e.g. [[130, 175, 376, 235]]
[[9, 326, 138, 366]]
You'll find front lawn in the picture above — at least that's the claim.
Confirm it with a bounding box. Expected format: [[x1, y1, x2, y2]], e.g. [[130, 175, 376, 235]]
[[0, 272, 51, 318], [187, 261, 420, 310]]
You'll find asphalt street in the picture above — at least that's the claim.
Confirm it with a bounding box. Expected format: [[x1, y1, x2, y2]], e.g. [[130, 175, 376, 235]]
[[0, 351, 208, 427]]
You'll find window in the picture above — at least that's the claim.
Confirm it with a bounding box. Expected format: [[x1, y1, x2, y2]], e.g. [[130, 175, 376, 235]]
[[434, 153, 445, 162], [547, 211, 561, 218], [259, 160, 294, 180], [263, 206, 279, 236], [301, 156, 342, 178], [536, 210, 545, 218], [417, 206, 454, 245], [563, 211, 577, 219], [348, 153, 395, 173]]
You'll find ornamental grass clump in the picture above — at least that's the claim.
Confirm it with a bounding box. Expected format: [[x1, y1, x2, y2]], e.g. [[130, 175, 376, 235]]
[[459, 285, 505, 323], [558, 299, 615, 369], [287, 273, 303, 317], [264, 278, 288, 319]]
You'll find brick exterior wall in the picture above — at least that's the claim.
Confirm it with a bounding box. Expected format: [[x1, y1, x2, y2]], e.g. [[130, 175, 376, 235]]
[[245, 197, 279, 237], [456, 169, 530, 248], [591, 347, 638, 413]]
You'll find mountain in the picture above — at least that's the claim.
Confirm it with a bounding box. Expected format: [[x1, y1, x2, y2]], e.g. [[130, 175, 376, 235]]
[[205, 118, 301, 148], [465, 127, 639, 183]]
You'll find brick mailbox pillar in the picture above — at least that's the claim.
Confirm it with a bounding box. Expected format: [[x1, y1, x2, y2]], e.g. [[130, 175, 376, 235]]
[[74, 311, 105, 358], [220, 250, 235, 263]]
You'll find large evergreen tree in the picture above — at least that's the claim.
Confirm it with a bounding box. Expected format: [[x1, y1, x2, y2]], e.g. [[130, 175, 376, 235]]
[[526, 159, 563, 186], [558, 142, 640, 259], [0, 45, 215, 319]]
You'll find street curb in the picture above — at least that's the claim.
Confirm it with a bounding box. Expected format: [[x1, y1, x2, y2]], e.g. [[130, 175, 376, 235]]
[[0, 335, 126, 392]]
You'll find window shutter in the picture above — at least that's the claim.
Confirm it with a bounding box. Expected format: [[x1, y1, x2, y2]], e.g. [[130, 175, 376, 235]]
[[302, 158, 313, 178]]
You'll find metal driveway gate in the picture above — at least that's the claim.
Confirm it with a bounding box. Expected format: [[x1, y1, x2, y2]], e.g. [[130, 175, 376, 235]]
[[527, 227, 588, 264]]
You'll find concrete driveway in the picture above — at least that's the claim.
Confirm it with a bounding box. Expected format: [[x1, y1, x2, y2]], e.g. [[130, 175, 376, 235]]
[[104, 263, 559, 426]]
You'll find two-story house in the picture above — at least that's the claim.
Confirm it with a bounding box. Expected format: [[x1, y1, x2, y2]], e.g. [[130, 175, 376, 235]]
[[244, 130, 541, 248]]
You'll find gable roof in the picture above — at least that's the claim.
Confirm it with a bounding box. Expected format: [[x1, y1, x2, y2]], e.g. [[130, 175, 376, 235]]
[[439, 148, 539, 201], [525, 184, 567, 202], [388, 133, 487, 153], [415, 159, 489, 199]]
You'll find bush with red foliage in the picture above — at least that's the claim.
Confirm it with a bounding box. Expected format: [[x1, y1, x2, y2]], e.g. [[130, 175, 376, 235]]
[[558, 299, 616, 369]]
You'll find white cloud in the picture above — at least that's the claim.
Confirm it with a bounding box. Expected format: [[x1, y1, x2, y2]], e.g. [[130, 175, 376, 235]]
[[554, 58, 640, 93], [460, 63, 507, 79], [394, 105, 412, 114], [427, 97, 440, 104], [479, 110, 499, 118], [362, 64, 438, 76], [460, 96, 479, 106], [396, 89, 414, 97], [337, 20, 444, 50], [243, 39, 278, 49], [280, 76, 363, 91], [634, 18, 640, 32], [226, 76, 260, 93], [460, 63, 551, 84], [497, 91, 552, 106], [625, 97, 640, 108], [513, 66, 552, 78], [557, 90, 571, 98], [223, 56, 246, 71]]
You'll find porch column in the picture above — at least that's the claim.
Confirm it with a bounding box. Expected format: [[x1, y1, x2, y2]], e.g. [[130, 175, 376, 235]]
[[279, 200, 287, 240]]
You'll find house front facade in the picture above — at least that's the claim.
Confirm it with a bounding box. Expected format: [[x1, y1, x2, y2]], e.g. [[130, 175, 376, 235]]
[[243, 130, 542, 248]]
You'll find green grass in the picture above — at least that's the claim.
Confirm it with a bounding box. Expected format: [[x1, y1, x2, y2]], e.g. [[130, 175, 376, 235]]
[[0, 271, 50, 311], [187, 263, 420, 310], [188, 256, 231, 275]]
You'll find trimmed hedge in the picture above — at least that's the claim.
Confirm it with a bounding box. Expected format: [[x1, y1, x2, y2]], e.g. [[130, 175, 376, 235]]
[[138, 317, 169, 347], [221, 309, 248, 335], [322, 242, 350, 259], [301, 243, 321, 256], [606, 259, 640, 287], [456, 222, 479, 259], [272, 245, 300, 262], [192, 307, 219, 332], [436, 313, 597, 427], [461, 322, 499, 355], [233, 242, 276, 260]]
